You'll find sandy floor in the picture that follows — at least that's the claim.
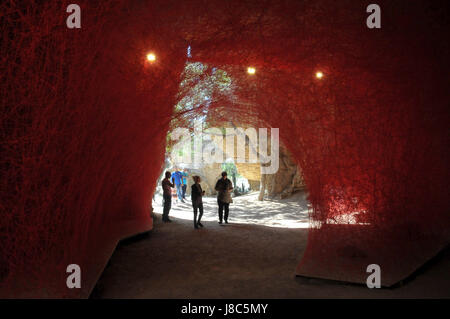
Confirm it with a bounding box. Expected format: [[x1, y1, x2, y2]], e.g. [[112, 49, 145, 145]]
[[92, 192, 450, 298], [152, 191, 311, 228]]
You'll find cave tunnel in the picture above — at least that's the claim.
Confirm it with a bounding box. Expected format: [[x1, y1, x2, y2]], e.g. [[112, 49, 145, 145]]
[[1, 0, 449, 298]]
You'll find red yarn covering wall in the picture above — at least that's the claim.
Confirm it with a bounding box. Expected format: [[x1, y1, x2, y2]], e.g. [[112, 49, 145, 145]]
[[1, 1, 188, 297], [1, 0, 449, 296]]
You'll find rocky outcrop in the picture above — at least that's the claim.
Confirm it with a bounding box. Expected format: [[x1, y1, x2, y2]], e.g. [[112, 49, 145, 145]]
[[168, 124, 306, 199], [258, 146, 306, 200]]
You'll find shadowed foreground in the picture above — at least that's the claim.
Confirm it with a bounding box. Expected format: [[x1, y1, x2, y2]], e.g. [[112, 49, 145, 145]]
[[91, 213, 450, 299]]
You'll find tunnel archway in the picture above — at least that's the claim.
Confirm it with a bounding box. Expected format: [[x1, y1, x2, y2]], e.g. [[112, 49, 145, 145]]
[[1, 0, 449, 298]]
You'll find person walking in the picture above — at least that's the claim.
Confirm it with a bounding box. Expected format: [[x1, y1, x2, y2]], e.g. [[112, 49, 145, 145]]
[[215, 171, 233, 224], [171, 168, 184, 203], [191, 176, 205, 229], [161, 171, 174, 222]]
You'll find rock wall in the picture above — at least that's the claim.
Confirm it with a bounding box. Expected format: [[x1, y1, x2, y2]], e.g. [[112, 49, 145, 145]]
[[169, 125, 306, 199], [259, 146, 306, 200]]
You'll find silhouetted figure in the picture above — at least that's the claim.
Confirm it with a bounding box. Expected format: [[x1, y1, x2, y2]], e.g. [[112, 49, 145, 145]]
[[161, 171, 174, 222], [215, 171, 233, 224], [191, 176, 205, 229], [181, 169, 188, 199]]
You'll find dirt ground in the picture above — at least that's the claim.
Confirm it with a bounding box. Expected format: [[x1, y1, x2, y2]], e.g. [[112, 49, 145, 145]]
[[92, 192, 450, 298], [153, 191, 311, 229]]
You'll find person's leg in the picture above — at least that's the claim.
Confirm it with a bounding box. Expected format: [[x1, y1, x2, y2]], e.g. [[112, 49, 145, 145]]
[[162, 195, 167, 220], [193, 205, 198, 228], [163, 195, 170, 221], [166, 195, 172, 221], [198, 203, 204, 227], [218, 199, 224, 223], [224, 203, 230, 223], [176, 184, 183, 201], [182, 184, 187, 199]]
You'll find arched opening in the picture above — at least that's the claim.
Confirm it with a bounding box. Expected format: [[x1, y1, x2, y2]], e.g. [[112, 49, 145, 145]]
[[149, 60, 311, 230], [1, 0, 449, 298]]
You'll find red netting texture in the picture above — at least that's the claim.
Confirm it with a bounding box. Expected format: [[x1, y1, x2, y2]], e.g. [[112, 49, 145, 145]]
[[1, 0, 449, 295]]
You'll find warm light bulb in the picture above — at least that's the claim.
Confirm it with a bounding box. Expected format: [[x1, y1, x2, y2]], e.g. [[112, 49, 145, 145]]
[[147, 53, 156, 62], [247, 67, 256, 74], [315, 71, 324, 79]]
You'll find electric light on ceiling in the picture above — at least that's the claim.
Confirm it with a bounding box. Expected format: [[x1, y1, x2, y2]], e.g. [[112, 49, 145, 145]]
[[146, 53, 156, 62], [247, 67, 256, 75], [315, 71, 324, 79]]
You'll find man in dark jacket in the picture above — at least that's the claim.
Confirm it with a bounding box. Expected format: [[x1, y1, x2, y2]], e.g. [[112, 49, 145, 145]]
[[215, 171, 233, 224]]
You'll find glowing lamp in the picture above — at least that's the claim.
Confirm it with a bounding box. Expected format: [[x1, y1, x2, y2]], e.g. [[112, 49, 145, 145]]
[[315, 71, 324, 79], [146, 53, 156, 62], [247, 67, 256, 75]]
